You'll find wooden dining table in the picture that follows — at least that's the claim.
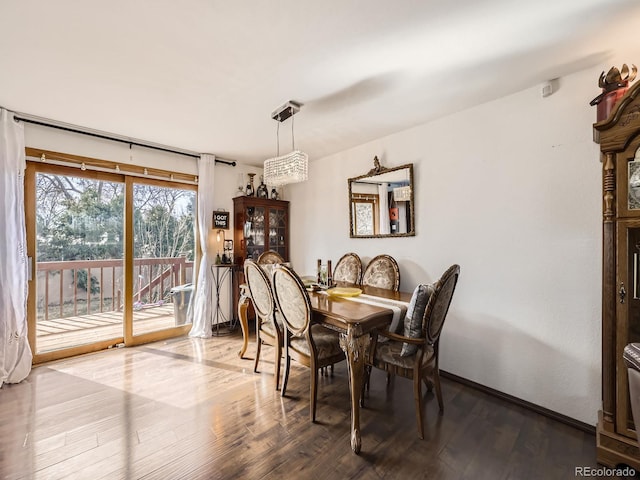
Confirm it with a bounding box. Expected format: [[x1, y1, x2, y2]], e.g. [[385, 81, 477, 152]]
[[308, 285, 412, 453], [237, 281, 412, 454]]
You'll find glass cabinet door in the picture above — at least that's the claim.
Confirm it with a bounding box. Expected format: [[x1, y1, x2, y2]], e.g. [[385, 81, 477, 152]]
[[245, 206, 265, 260], [269, 207, 287, 258], [616, 220, 640, 436]]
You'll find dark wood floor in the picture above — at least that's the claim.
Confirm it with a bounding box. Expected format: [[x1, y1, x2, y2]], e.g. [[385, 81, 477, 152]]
[[0, 331, 633, 479]]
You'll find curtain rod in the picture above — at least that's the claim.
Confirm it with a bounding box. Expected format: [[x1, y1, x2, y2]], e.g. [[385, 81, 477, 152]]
[[13, 115, 236, 167]]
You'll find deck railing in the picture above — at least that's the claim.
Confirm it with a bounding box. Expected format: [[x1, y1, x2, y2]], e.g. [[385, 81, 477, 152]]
[[37, 256, 193, 320]]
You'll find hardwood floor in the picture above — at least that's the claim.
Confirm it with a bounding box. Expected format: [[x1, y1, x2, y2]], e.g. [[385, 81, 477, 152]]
[[0, 332, 632, 479]]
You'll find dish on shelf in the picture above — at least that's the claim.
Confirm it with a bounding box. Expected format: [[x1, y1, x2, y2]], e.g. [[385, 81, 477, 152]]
[[326, 287, 362, 297]]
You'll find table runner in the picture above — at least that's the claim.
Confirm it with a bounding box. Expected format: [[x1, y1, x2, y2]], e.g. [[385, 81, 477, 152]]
[[320, 291, 409, 335]]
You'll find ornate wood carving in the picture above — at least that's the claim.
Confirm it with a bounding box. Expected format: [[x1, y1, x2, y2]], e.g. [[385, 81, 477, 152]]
[[594, 79, 640, 467], [603, 153, 616, 223]]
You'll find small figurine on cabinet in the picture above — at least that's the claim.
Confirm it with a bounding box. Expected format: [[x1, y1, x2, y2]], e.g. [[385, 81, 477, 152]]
[[246, 173, 256, 196], [257, 175, 269, 198], [270, 187, 279, 200]]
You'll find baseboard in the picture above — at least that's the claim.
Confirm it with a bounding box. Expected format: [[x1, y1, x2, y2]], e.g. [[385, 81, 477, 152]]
[[440, 370, 596, 435]]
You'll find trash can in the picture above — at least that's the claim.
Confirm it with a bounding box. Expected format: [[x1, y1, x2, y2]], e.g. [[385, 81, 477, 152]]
[[170, 283, 193, 325]]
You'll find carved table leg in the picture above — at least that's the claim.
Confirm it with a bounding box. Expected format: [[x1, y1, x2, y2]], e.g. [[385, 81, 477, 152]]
[[339, 326, 369, 454], [237, 285, 251, 359]]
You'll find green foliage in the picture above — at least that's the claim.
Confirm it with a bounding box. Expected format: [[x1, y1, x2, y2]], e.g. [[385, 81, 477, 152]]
[[36, 174, 195, 262], [74, 269, 101, 294]]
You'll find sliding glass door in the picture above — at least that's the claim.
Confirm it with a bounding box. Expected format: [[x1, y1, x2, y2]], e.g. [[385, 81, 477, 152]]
[[26, 162, 198, 363], [29, 165, 125, 357], [131, 181, 196, 338]]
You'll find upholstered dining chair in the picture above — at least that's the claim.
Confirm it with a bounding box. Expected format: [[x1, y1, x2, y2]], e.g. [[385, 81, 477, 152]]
[[333, 252, 363, 285], [271, 264, 346, 422], [244, 259, 283, 390], [363, 264, 460, 439], [361, 254, 400, 291], [257, 250, 285, 265]]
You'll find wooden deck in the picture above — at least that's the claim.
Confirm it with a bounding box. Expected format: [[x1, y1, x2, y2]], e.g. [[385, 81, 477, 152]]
[[36, 305, 177, 353]]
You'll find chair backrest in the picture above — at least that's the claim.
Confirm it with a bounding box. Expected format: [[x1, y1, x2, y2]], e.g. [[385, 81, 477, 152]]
[[257, 250, 285, 265], [422, 264, 460, 345], [272, 264, 312, 337], [244, 259, 275, 319], [333, 252, 362, 284], [361, 254, 400, 291]]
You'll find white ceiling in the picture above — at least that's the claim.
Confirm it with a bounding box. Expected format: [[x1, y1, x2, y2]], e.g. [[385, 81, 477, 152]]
[[1, 0, 639, 165]]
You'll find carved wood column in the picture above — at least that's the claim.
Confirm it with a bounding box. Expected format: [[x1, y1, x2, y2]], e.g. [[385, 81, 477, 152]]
[[602, 152, 616, 426]]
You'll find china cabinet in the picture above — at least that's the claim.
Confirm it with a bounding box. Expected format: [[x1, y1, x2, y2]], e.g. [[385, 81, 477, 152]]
[[232, 196, 289, 323], [594, 79, 640, 469], [233, 196, 289, 265]]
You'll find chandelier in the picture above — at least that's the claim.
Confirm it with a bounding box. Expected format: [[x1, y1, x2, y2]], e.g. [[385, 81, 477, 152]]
[[264, 101, 308, 186]]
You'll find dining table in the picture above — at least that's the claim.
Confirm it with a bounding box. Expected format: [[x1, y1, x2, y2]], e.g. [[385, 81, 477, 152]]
[[237, 281, 412, 454], [309, 284, 411, 453]]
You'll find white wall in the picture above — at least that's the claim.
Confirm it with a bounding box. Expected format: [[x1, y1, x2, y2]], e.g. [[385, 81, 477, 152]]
[[286, 57, 640, 425]]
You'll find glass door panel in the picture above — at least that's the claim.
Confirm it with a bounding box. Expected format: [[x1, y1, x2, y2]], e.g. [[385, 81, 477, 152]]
[[34, 172, 124, 354], [269, 207, 286, 258], [132, 183, 196, 337], [245, 205, 265, 260]]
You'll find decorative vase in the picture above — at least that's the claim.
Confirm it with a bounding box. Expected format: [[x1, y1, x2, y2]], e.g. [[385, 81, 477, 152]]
[[257, 175, 269, 199], [246, 173, 256, 196]]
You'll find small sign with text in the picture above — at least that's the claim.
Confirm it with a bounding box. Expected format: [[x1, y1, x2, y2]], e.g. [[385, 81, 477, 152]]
[[213, 211, 229, 229]]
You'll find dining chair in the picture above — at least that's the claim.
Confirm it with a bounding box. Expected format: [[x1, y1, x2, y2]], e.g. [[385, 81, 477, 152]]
[[624, 343, 640, 450], [244, 259, 283, 390], [257, 250, 285, 265], [271, 263, 346, 422], [361, 254, 400, 291], [333, 252, 363, 285], [363, 264, 460, 439]]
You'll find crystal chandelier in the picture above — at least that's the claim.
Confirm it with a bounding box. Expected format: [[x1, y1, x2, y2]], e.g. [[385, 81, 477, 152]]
[[264, 101, 308, 186]]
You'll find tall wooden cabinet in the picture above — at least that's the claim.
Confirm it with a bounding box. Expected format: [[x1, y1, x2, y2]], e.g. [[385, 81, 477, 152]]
[[595, 80, 640, 469], [232, 196, 289, 265], [232, 196, 289, 312]]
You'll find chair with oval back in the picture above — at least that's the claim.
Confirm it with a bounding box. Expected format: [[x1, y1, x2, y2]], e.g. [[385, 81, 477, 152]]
[[257, 250, 285, 265], [271, 264, 346, 422], [363, 264, 460, 439], [333, 252, 363, 285], [361, 254, 400, 291], [244, 259, 283, 390]]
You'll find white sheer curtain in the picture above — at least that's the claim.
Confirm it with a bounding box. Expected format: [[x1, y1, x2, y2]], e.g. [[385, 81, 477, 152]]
[[189, 154, 216, 338], [378, 182, 390, 235], [0, 109, 33, 387]]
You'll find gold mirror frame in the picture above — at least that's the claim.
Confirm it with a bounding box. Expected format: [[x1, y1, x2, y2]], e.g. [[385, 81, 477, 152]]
[[348, 157, 415, 238]]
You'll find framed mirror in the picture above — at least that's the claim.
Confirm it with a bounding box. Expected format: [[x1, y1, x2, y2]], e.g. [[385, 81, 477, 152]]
[[348, 157, 414, 238]]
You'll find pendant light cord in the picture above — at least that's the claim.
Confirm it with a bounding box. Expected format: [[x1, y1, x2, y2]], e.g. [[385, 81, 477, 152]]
[[273, 105, 299, 156], [292, 113, 295, 151]]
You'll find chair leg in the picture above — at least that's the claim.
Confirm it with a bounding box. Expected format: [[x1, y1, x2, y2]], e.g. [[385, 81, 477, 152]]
[[414, 374, 424, 440], [281, 350, 291, 397], [254, 338, 262, 373], [310, 366, 319, 422], [330, 364, 334, 376], [433, 370, 444, 413], [274, 343, 282, 391], [423, 377, 434, 392]]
